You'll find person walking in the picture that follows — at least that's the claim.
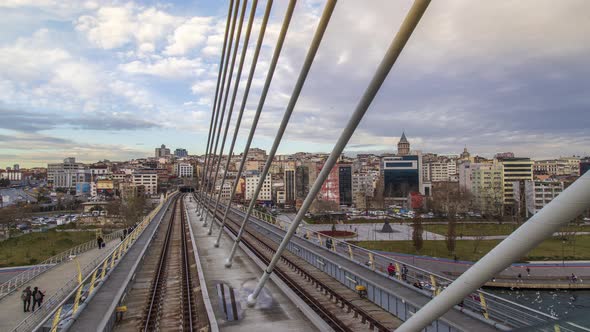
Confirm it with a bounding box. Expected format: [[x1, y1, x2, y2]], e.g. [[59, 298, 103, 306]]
[[97, 236, 104, 249], [526, 267, 531, 277], [21, 286, 32, 312], [31, 287, 44, 311], [387, 263, 396, 277], [401, 264, 408, 281]]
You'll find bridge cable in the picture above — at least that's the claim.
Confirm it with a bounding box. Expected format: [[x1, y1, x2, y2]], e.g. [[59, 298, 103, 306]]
[[199, 0, 241, 224], [203, 0, 251, 231], [225, 0, 337, 268], [205, 0, 261, 236], [246, 0, 431, 306], [212, 0, 273, 247], [197, 0, 234, 213]]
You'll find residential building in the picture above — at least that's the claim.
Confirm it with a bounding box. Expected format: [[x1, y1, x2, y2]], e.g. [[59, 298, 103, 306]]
[[245, 173, 272, 202], [427, 160, 457, 182], [525, 180, 564, 215], [295, 165, 310, 200], [1, 170, 22, 181], [471, 162, 504, 215], [175, 163, 194, 178], [132, 172, 158, 195]]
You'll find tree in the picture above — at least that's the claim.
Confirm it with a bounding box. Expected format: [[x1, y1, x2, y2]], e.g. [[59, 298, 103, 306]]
[[0, 178, 10, 187], [120, 195, 147, 226], [430, 182, 471, 255], [412, 217, 423, 253]]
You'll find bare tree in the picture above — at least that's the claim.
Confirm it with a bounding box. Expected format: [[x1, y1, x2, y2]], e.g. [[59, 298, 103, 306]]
[[120, 195, 147, 227]]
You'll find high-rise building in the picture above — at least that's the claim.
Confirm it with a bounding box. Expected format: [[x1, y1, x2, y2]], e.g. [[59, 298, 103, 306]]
[[155, 144, 171, 158], [284, 167, 296, 206], [500, 157, 533, 206], [295, 165, 309, 200], [338, 163, 353, 206], [174, 148, 188, 158]]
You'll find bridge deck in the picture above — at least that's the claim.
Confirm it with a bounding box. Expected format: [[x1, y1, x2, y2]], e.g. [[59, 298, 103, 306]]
[[185, 197, 320, 332], [0, 235, 120, 331], [66, 198, 173, 331], [225, 206, 497, 332]]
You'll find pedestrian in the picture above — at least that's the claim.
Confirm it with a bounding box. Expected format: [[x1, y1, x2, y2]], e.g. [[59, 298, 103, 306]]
[[32, 287, 44, 311], [517, 273, 522, 283], [526, 267, 530, 277], [571, 273, 578, 283], [21, 286, 32, 312], [325, 238, 332, 249], [387, 263, 396, 277], [123, 228, 128, 238], [402, 264, 408, 281], [97, 236, 102, 249]]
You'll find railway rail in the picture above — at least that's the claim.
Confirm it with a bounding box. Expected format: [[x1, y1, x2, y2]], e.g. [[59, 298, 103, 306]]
[[116, 195, 207, 332], [197, 194, 401, 331]]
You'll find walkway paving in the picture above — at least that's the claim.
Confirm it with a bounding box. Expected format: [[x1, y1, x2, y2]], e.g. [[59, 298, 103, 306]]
[[186, 198, 319, 332], [0, 237, 121, 331]]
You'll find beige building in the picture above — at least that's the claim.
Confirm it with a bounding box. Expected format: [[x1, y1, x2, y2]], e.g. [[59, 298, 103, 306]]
[[132, 172, 158, 195], [471, 162, 504, 215]]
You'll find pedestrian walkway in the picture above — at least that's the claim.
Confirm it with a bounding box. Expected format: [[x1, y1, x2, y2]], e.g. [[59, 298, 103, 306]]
[[0, 237, 121, 331]]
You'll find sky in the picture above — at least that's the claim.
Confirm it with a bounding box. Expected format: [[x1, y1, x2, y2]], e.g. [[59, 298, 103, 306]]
[[1, 0, 589, 168]]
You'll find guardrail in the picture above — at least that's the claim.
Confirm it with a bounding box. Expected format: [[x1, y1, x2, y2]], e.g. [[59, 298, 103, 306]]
[[10, 194, 173, 332], [198, 193, 570, 331], [0, 229, 125, 300]]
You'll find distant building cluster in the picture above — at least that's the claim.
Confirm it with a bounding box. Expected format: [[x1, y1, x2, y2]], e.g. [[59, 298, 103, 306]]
[[1, 140, 587, 217]]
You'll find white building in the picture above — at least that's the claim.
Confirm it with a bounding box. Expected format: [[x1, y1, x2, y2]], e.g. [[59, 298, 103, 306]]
[[132, 172, 158, 195], [48, 157, 85, 188], [525, 180, 564, 215], [0, 170, 22, 181], [175, 163, 194, 178], [245, 173, 272, 201]]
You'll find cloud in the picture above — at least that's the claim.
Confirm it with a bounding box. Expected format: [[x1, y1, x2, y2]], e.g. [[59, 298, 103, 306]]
[[164, 17, 213, 56], [119, 57, 205, 78], [0, 109, 160, 133], [75, 4, 181, 52]]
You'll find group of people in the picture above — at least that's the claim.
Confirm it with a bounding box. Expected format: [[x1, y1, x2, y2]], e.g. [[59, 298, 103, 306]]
[[20, 286, 45, 313], [121, 225, 136, 241], [387, 263, 409, 281]]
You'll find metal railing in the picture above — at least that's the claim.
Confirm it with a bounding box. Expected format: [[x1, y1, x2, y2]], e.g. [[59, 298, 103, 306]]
[[0, 229, 125, 300], [201, 194, 565, 330], [10, 194, 174, 332]]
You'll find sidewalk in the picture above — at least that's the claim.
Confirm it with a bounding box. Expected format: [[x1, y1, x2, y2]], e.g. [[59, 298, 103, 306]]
[[0, 237, 120, 331]]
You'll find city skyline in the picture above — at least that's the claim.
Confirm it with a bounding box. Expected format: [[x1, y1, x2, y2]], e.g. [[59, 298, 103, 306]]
[[1, 1, 589, 167]]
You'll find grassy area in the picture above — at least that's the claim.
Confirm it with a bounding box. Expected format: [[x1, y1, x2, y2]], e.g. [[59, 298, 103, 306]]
[[422, 223, 590, 236], [0, 230, 96, 267], [353, 235, 590, 261]]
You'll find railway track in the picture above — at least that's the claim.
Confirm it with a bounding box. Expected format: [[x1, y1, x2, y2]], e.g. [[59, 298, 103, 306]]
[[198, 194, 401, 331], [115, 195, 207, 332]]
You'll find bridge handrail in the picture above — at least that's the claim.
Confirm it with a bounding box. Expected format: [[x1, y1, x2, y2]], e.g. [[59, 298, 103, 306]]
[[0, 228, 125, 300], [200, 193, 558, 329], [10, 195, 174, 332]]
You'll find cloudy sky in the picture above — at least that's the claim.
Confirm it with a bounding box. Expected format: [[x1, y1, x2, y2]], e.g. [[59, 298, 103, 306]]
[[1, 0, 589, 168]]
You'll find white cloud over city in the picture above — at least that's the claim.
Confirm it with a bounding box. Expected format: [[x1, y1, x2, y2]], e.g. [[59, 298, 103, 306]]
[[0, 0, 589, 167]]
